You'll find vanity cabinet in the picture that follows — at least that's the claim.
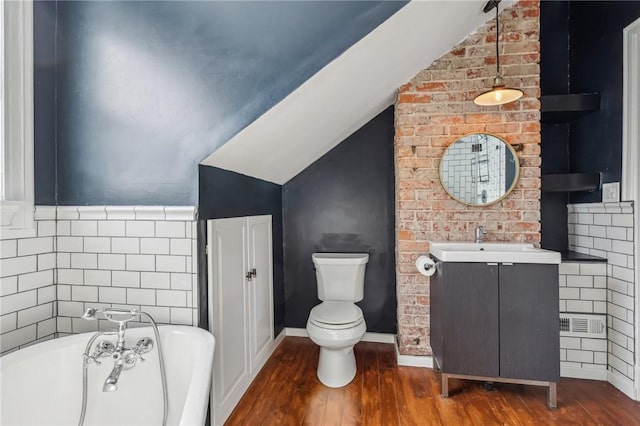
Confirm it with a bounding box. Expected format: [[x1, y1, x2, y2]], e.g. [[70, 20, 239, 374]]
[[207, 215, 274, 426], [430, 259, 559, 407]]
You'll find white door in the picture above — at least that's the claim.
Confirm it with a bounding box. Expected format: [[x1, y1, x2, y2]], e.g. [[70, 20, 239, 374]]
[[247, 215, 274, 374], [208, 217, 250, 424]]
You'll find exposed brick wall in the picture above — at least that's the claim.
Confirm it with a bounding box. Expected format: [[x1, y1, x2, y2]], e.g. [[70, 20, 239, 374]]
[[394, 0, 541, 355]]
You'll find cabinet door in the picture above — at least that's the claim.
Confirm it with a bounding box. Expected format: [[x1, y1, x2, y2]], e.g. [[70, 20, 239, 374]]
[[208, 217, 250, 424], [440, 262, 500, 377], [247, 215, 274, 374], [499, 263, 560, 381]]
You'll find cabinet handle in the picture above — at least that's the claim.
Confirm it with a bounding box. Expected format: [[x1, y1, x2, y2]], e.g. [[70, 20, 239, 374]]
[[502, 262, 514, 266], [487, 262, 498, 266], [246, 269, 257, 281]]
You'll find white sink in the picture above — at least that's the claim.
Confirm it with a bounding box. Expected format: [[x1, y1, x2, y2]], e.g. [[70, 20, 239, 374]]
[[429, 242, 561, 264]]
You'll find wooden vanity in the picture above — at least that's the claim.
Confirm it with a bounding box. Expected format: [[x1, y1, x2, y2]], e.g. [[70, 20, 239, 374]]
[[429, 245, 560, 408]]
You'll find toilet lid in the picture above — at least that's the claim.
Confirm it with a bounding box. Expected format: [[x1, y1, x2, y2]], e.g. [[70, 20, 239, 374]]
[[309, 302, 363, 325]]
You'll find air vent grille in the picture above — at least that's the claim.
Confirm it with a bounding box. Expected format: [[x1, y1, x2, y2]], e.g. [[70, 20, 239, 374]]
[[559, 313, 606, 339]]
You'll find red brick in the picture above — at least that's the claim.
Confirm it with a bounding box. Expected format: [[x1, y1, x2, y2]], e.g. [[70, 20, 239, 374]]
[[393, 0, 540, 355], [465, 113, 502, 124], [415, 82, 448, 92], [397, 93, 432, 104]]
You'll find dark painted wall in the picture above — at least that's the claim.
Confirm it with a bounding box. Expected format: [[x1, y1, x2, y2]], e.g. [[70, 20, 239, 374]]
[[34, 1, 57, 205], [198, 166, 284, 335], [282, 107, 396, 334], [568, 1, 640, 203], [540, 1, 570, 251], [540, 1, 640, 249], [37, 1, 405, 206]]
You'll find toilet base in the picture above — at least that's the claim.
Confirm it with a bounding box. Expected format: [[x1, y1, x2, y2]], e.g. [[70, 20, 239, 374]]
[[317, 346, 357, 388]]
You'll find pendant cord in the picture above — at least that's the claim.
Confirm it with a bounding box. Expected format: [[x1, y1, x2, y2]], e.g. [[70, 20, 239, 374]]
[[495, 5, 500, 77]]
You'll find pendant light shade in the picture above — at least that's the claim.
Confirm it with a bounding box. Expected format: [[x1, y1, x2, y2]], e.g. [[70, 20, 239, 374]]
[[473, 1, 523, 106]]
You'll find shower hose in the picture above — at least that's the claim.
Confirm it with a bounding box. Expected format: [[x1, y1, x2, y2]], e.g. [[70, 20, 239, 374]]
[[78, 312, 168, 426]]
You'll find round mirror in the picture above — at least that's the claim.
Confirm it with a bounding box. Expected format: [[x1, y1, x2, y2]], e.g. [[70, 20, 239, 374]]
[[439, 133, 519, 206]]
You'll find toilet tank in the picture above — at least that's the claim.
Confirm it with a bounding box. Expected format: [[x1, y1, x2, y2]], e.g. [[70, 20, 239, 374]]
[[312, 253, 369, 302]]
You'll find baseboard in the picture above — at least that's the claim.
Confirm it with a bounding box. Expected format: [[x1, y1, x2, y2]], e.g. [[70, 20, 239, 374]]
[[283, 327, 395, 343], [394, 341, 433, 368], [561, 366, 607, 381], [608, 369, 637, 400], [284, 327, 309, 337], [274, 328, 286, 346]]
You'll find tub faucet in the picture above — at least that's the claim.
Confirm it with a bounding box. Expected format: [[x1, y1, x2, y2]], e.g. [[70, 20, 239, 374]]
[[475, 225, 487, 243], [103, 364, 124, 392], [81, 307, 154, 392]]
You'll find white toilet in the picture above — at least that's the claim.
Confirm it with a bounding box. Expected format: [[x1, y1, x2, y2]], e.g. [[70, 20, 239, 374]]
[[306, 252, 369, 388]]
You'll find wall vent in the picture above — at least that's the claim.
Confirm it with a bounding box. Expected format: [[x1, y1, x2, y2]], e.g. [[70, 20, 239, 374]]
[[559, 313, 606, 339]]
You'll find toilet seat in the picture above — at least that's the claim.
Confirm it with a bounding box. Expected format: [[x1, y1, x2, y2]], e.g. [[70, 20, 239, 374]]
[[309, 302, 363, 330]]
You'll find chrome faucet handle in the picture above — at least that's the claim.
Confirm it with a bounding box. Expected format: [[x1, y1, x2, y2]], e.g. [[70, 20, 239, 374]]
[[87, 340, 116, 364], [475, 225, 487, 243], [134, 337, 154, 355]]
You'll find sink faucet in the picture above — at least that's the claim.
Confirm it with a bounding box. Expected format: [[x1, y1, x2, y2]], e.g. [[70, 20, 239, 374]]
[[474, 225, 487, 243]]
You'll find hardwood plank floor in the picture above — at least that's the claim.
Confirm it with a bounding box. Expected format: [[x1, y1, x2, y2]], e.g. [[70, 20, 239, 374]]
[[225, 337, 640, 426]]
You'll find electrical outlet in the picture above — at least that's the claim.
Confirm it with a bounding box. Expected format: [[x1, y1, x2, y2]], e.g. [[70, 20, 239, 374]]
[[602, 182, 620, 203]]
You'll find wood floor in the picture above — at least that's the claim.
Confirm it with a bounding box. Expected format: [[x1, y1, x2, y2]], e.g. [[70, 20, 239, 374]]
[[226, 337, 640, 426]]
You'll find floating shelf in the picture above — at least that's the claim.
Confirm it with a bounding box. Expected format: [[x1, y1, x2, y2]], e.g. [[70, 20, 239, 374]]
[[541, 172, 601, 192], [541, 93, 600, 123]]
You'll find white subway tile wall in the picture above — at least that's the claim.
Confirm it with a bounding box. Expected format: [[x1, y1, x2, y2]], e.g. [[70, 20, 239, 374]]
[[0, 206, 57, 354], [558, 261, 608, 376], [568, 202, 635, 387], [56, 206, 198, 334], [0, 205, 198, 354]]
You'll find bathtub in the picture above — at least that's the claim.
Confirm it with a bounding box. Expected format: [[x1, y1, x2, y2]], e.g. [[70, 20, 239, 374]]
[[0, 325, 214, 426]]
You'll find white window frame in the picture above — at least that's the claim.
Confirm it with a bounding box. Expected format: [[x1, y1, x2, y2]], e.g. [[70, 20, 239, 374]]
[[0, 0, 35, 240]]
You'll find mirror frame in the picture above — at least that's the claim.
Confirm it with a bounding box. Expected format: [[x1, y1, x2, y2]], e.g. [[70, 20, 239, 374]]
[[439, 132, 520, 207]]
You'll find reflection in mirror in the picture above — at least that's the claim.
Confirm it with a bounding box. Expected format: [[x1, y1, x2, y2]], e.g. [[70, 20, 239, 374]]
[[440, 133, 519, 206]]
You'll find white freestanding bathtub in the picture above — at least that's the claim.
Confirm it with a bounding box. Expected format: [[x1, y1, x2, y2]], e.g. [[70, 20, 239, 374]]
[[0, 325, 214, 426]]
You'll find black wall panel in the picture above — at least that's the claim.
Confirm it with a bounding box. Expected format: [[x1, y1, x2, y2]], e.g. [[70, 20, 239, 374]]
[[540, 1, 640, 250], [282, 107, 396, 334], [568, 1, 640, 203]]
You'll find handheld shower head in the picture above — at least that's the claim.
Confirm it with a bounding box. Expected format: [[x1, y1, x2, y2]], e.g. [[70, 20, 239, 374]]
[[81, 307, 139, 323], [82, 307, 98, 320]]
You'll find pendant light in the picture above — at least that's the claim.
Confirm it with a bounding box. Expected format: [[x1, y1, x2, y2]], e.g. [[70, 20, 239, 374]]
[[473, 0, 523, 106]]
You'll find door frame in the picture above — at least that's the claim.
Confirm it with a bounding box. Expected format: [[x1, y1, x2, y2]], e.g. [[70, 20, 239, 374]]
[[621, 16, 640, 401]]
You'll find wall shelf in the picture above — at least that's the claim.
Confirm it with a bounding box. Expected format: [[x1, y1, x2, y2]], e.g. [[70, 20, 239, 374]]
[[541, 173, 601, 192], [541, 93, 600, 123]]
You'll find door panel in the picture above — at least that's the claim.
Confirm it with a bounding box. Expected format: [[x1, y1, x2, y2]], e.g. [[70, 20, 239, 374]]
[[247, 215, 274, 373], [441, 262, 500, 377], [208, 217, 249, 422], [499, 263, 560, 381]]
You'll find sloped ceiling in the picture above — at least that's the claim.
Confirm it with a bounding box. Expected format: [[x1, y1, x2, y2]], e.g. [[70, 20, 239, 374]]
[[202, 1, 510, 185]]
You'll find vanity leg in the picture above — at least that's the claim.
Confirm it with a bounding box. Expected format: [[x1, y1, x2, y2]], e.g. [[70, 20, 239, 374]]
[[547, 382, 557, 409], [441, 373, 449, 398]]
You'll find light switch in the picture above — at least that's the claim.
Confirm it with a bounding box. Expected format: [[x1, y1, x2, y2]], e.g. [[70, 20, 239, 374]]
[[602, 182, 620, 203]]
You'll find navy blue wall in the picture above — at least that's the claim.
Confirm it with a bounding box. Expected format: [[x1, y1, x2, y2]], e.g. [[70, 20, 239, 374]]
[[198, 166, 284, 335], [34, 1, 57, 205], [35, 1, 405, 206], [282, 107, 396, 334], [568, 1, 640, 203]]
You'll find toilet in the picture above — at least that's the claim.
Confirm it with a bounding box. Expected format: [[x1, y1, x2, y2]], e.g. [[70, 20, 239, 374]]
[[306, 252, 369, 388]]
